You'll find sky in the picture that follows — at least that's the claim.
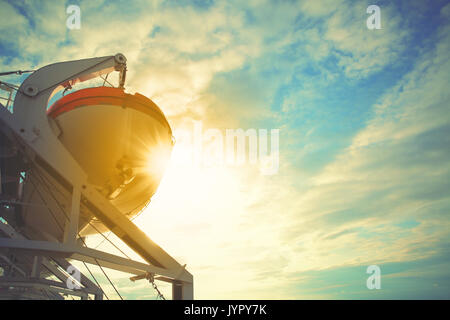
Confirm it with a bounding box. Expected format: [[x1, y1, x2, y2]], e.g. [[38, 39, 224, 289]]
[[0, 0, 449, 299]]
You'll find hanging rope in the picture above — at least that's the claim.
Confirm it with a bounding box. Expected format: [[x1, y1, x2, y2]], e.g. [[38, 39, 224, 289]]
[[29, 162, 130, 260], [20, 172, 107, 300], [0, 80, 19, 90], [21, 163, 123, 300], [101, 73, 113, 87], [15, 139, 167, 301], [93, 204, 147, 249], [97, 262, 123, 300], [21, 171, 65, 233], [30, 166, 124, 300], [82, 261, 109, 300], [0, 70, 35, 77], [83, 221, 131, 259]]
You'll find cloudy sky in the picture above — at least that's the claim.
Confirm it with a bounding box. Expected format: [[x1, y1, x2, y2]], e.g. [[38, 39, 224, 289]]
[[1, 0, 449, 299]]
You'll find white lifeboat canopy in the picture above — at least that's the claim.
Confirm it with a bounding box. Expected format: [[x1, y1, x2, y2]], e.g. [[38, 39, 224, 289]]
[[46, 86, 173, 235]]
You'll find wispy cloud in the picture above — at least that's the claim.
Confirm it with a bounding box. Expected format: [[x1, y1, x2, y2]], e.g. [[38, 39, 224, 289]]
[[1, 0, 449, 299]]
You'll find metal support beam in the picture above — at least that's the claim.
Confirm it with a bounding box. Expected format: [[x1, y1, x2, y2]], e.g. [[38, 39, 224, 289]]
[[0, 53, 194, 299], [0, 277, 89, 299], [31, 255, 42, 278], [64, 187, 81, 245], [0, 218, 103, 299], [0, 238, 192, 284]]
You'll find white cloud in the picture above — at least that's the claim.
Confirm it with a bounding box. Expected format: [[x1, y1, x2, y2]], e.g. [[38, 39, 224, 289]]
[[1, 0, 449, 299], [323, 1, 409, 78]]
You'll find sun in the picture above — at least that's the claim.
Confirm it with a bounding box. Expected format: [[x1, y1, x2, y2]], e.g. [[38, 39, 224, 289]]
[[145, 143, 172, 179]]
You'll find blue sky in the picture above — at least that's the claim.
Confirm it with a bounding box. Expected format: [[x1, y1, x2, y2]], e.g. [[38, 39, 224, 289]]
[[1, 0, 449, 299]]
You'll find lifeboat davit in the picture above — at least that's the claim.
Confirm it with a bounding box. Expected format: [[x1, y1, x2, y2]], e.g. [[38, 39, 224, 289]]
[[20, 86, 173, 238]]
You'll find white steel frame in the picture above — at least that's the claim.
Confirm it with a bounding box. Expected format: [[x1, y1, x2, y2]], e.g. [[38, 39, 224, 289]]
[[0, 54, 193, 300]]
